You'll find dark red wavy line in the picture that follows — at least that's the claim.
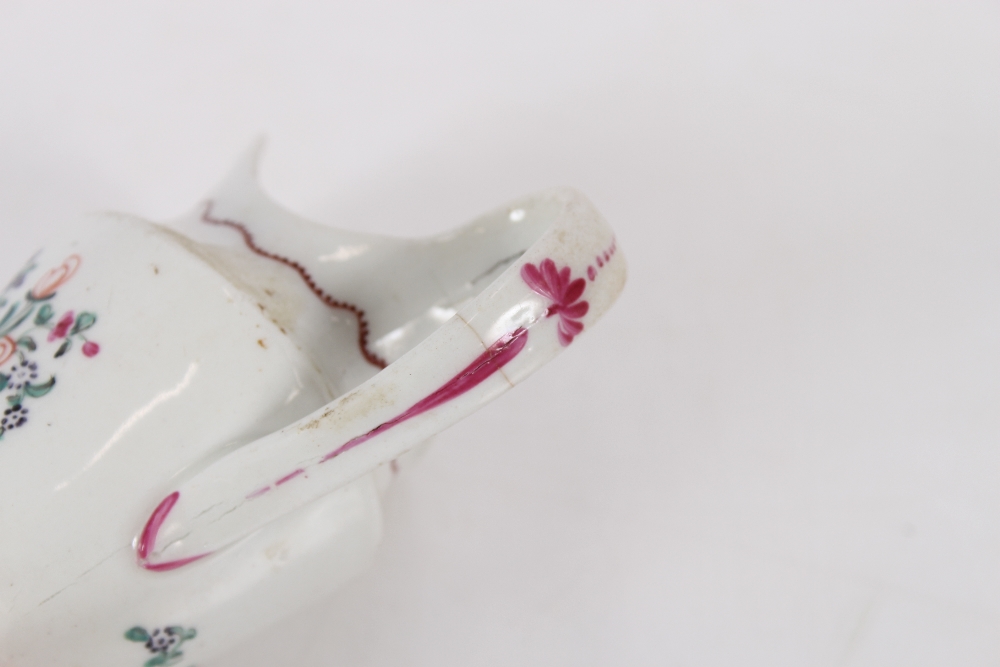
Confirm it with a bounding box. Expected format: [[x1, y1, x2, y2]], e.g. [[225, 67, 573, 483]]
[[201, 202, 387, 369]]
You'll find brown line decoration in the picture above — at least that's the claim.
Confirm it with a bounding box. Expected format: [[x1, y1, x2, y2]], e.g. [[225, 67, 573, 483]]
[[201, 202, 388, 369]]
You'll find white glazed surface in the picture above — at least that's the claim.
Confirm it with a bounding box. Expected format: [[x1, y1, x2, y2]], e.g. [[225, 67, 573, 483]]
[[0, 214, 384, 665], [0, 154, 625, 665], [0, 5, 995, 664]]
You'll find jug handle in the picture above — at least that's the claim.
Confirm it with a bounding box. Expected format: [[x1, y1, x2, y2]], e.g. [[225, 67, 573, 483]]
[[136, 190, 627, 571]]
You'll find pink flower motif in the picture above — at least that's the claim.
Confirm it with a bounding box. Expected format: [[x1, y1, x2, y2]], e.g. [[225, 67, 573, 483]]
[[82, 341, 100, 357], [48, 311, 74, 342], [521, 258, 590, 346]]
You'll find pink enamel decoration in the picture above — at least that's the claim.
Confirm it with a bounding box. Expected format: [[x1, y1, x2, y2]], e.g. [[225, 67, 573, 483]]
[[139, 327, 530, 570], [47, 311, 74, 342], [521, 259, 590, 346], [275, 469, 305, 486], [136, 492, 211, 571], [319, 326, 528, 464], [126, 188, 624, 575]]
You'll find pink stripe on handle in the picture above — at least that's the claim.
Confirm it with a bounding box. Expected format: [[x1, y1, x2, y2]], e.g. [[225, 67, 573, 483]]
[[320, 327, 528, 464], [137, 491, 210, 570], [138, 328, 530, 571], [142, 554, 210, 572], [275, 469, 305, 486], [138, 492, 178, 560]]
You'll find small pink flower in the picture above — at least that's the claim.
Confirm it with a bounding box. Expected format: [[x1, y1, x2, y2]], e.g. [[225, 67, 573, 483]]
[[48, 311, 74, 342], [521, 258, 590, 346], [82, 341, 100, 357]]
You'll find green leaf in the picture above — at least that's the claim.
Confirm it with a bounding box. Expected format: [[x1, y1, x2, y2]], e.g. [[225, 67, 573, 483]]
[[0, 304, 34, 338], [16, 336, 35, 351], [7, 393, 22, 406], [34, 303, 53, 326], [144, 653, 169, 667], [124, 626, 150, 642], [54, 339, 71, 358], [0, 374, 7, 392], [0, 302, 17, 330], [24, 377, 55, 398], [71, 312, 96, 335]]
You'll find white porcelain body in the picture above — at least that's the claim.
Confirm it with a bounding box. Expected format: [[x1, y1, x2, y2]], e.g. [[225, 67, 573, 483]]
[[0, 154, 625, 665]]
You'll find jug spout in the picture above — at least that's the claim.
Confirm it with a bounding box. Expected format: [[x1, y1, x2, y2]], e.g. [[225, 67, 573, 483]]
[[164, 142, 620, 383], [165, 142, 397, 392]]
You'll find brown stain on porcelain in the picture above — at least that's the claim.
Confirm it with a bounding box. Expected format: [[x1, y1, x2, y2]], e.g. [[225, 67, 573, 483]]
[[298, 383, 395, 433], [150, 224, 306, 337]]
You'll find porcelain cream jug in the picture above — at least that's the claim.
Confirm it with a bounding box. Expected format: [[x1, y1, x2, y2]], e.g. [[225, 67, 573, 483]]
[[0, 148, 626, 666]]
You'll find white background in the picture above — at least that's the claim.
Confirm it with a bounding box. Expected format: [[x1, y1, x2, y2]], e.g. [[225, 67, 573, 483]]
[[1, 2, 997, 665]]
